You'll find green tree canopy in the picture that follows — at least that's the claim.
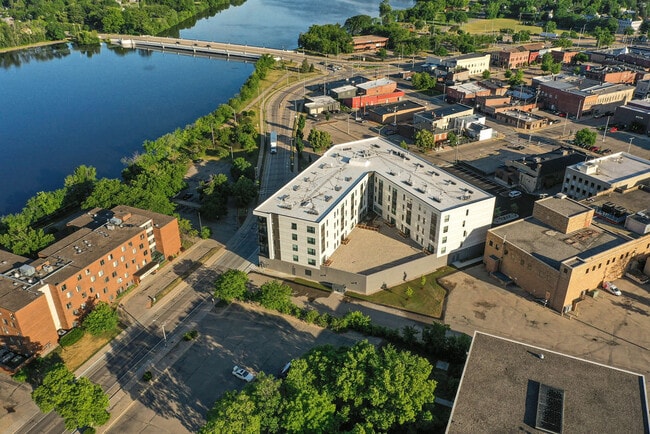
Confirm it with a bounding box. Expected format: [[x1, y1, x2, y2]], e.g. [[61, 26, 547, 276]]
[[231, 176, 258, 208], [214, 269, 249, 303], [83, 302, 118, 336], [255, 280, 293, 312], [574, 128, 597, 147], [415, 129, 436, 151], [32, 364, 110, 431], [201, 341, 437, 433]]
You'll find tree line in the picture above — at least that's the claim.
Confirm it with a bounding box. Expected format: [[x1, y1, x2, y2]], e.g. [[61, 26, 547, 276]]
[[0, 0, 247, 49]]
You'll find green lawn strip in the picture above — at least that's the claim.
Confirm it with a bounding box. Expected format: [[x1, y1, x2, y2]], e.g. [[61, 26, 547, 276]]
[[55, 325, 124, 372], [153, 246, 221, 303], [346, 267, 455, 318]]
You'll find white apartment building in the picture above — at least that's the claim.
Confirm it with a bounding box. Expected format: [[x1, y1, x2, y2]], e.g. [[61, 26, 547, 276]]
[[561, 152, 650, 200], [425, 53, 491, 76], [254, 138, 495, 293]]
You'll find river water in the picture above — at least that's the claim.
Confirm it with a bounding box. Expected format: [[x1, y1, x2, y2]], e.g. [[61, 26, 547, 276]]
[[0, 0, 413, 215]]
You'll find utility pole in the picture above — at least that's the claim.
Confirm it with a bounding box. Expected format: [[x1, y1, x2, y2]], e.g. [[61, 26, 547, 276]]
[[628, 137, 634, 153], [603, 116, 611, 142]]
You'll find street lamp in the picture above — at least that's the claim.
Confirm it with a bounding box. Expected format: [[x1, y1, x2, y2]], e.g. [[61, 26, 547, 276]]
[[603, 116, 611, 142], [628, 137, 634, 153]]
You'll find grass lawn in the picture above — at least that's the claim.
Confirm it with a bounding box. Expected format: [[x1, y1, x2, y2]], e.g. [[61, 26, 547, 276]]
[[462, 18, 542, 34], [56, 326, 123, 371], [349, 266, 455, 318]]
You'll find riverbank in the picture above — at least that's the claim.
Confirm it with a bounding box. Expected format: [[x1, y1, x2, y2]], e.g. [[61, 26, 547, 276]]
[[0, 39, 68, 54]]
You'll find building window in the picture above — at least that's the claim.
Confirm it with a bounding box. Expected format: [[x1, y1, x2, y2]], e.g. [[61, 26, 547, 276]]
[[444, 215, 450, 222], [305, 269, 312, 276], [308, 259, 316, 266], [113, 261, 118, 267], [98, 270, 104, 277], [66, 303, 72, 309], [108, 254, 113, 260], [442, 237, 447, 244], [103, 288, 108, 294], [293, 255, 299, 262], [307, 226, 315, 233], [66, 292, 72, 299], [292, 234, 298, 241], [112, 271, 118, 278], [77, 274, 82, 281], [61, 284, 67, 291], [441, 247, 446, 254], [443, 226, 448, 233], [85, 269, 91, 275], [100, 259, 105, 266], [307, 237, 316, 245], [308, 248, 316, 255], [291, 223, 297, 230]]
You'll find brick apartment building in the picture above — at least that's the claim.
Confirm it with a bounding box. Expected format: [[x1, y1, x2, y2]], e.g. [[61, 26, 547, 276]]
[[0, 206, 181, 359], [484, 195, 650, 313], [351, 35, 389, 52], [535, 75, 634, 117], [491, 47, 530, 69]]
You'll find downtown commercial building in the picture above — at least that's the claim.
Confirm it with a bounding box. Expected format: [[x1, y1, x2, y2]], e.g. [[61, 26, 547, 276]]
[[0, 206, 181, 360], [254, 138, 495, 294]]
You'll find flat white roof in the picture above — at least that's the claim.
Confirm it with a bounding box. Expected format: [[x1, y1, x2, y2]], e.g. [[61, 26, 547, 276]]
[[255, 138, 493, 222], [356, 78, 394, 90], [569, 152, 650, 184]]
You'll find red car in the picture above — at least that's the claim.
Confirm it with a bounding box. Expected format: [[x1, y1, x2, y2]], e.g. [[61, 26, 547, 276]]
[[558, 113, 567, 117], [609, 127, 618, 133]]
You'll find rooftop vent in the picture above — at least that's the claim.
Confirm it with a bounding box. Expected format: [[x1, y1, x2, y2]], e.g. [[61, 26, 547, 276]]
[[324, 195, 333, 202], [292, 185, 300, 191], [334, 185, 342, 191]]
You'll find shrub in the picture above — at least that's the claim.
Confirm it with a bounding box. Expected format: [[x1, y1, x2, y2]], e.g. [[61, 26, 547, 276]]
[[315, 313, 331, 328], [183, 330, 199, 341], [142, 371, 153, 382], [13, 369, 28, 382], [59, 328, 84, 347], [304, 309, 319, 323]]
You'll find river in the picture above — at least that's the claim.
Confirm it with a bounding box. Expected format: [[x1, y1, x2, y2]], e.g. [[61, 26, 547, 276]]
[[0, 0, 413, 215]]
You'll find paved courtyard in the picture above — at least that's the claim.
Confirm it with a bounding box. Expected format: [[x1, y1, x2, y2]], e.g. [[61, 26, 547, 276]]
[[328, 218, 425, 274]]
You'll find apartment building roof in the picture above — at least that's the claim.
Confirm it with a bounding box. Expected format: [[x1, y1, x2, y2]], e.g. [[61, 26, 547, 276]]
[[0, 251, 41, 312], [37, 224, 143, 285], [448, 332, 649, 434], [567, 152, 650, 185], [255, 138, 492, 222], [490, 198, 626, 269]]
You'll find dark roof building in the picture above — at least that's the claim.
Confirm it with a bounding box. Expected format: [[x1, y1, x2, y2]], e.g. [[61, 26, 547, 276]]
[[448, 332, 650, 434]]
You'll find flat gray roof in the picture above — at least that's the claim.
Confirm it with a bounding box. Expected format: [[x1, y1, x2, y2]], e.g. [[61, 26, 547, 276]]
[[255, 138, 492, 222], [448, 332, 649, 434], [0, 251, 41, 312], [356, 78, 394, 90], [490, 215, 625, 269]]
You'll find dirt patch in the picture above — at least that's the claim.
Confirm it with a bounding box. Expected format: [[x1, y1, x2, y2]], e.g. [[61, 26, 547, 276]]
[[473, 310, 486, 320], [474, 301, 496, 309]]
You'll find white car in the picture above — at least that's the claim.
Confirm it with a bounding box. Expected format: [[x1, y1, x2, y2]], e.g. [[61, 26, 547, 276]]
[[508, 190, 522, 198], [602, 281, 622, 296], [232, 365, 255, 382]]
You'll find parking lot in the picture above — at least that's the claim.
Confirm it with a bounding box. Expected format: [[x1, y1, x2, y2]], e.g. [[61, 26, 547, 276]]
[[441, 265, 650, 387], [104, 303, 371, 434]]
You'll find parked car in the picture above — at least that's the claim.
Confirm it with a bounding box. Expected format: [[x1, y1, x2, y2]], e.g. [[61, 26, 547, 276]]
[[609, 127, 618, 133], [232, 365, 255, 382], [602, 281, 622, 296], [508, 190, 522, 198], [278, 361, 292, 379]]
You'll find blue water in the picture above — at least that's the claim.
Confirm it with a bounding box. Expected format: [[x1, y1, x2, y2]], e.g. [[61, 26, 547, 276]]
[[0, 0, 414, 215]]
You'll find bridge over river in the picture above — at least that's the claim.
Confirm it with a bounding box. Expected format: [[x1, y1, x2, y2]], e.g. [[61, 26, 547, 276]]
[[101, 34, 307, 62]]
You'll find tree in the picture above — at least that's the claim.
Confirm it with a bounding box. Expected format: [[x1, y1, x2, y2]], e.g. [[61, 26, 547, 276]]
[[214, 269, 249, 303], [256, 280, 293, 312], [307, 129, 331, 152], [83, 302, 118, 336], [343, 15, 373, 35], [415, 129, 436, 151], [447, 131, 459, 147], [300, 58, 310, 73], [574, 128, 597, 147], [482, 70, 491, 79], [573, 52, 589, 64], [32, 364, 110, 431], [231, 176, 258, 208], [411, 72, 435, 90], [230, 157, 255, 181], [508, 69, 525, 86]]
